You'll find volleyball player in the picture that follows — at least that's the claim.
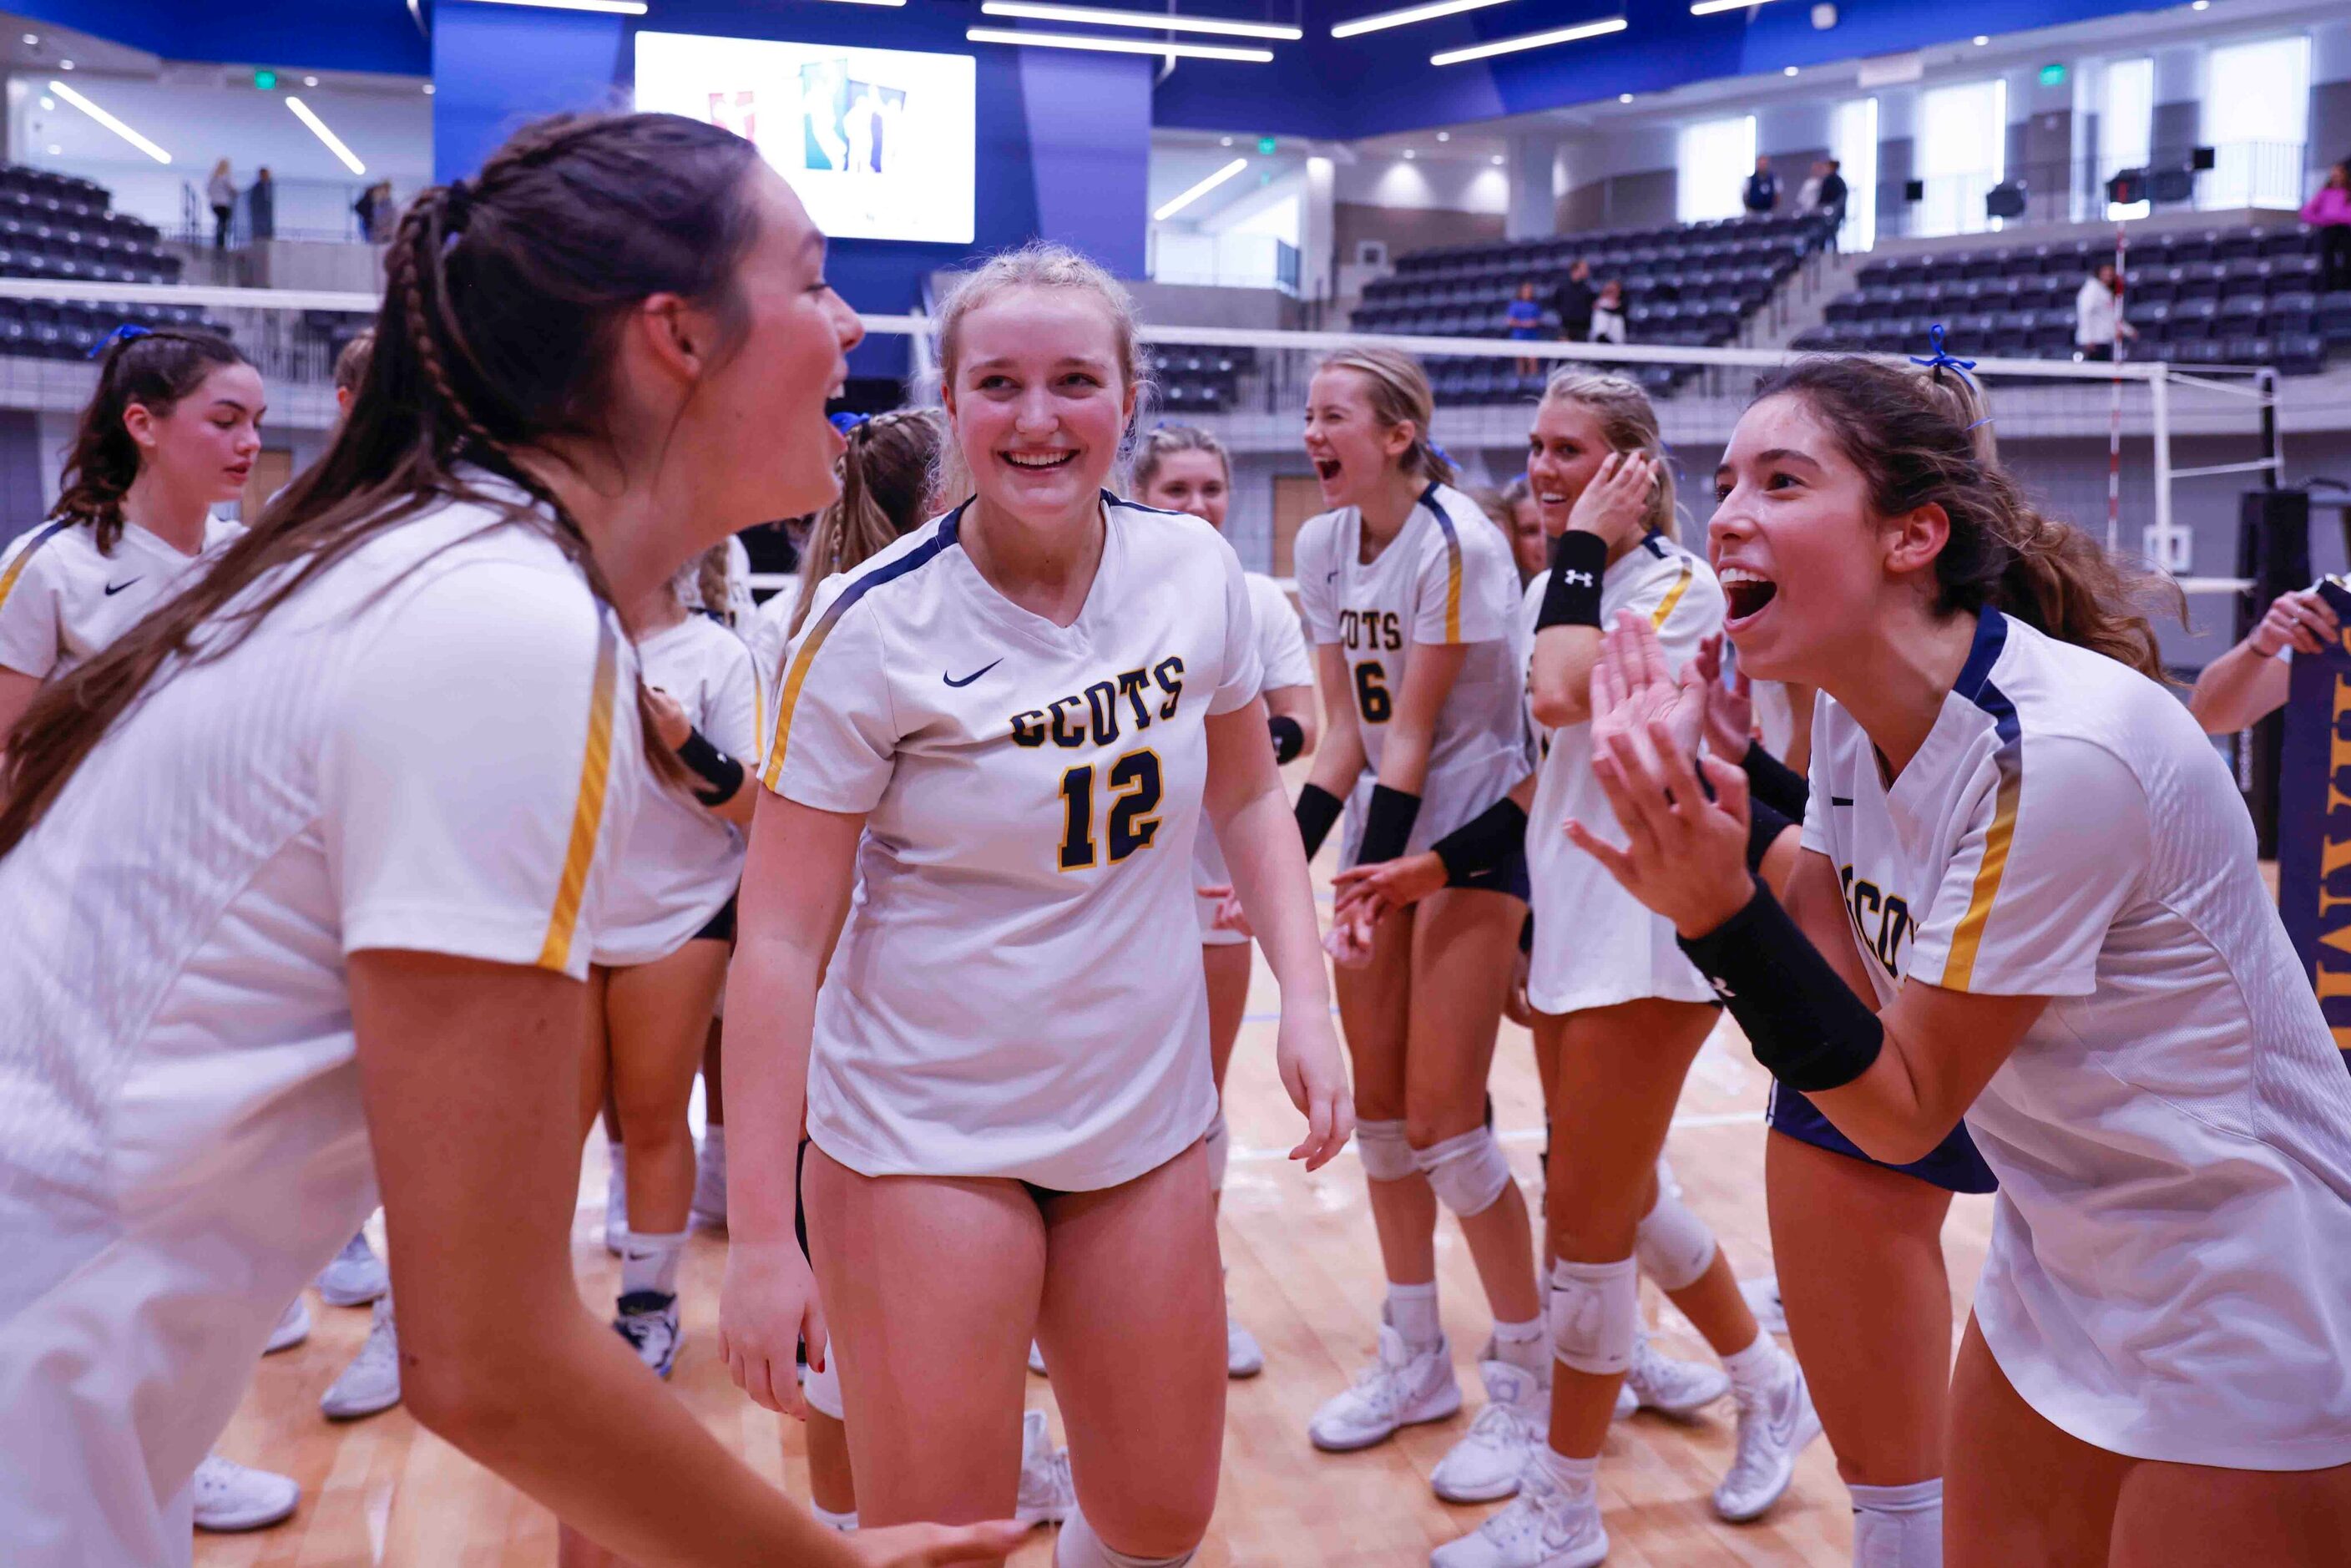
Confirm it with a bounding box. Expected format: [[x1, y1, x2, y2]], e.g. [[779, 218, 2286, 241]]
[[1578, 356, 2351, 1566], [1286, 347, 1546, 1492], [1131, 421, 1318, 1378], [720, 244, 1351, 1568], [0, 111, 1020, 1568], [2186, 583, 2340, 734]]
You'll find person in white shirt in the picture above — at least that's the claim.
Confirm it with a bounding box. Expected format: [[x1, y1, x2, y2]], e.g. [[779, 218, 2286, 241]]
[[1587, 281, 1627, 348], [1577, 354, 2351, 1565], [1283, 346, 1549, 1482], [720, 244, 1350, 1568], [1132, 422, 1319, 1382], [0, 110, 1017, 1568], [2074, 263, 2135, 362], [1337, 372, 1814, 1565]]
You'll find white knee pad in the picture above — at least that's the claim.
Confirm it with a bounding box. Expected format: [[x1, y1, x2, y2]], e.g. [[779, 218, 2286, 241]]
[[1414, 1126, 1513, 1217], [1634, 1186, 1717, 1292], [801, 1352, 845, 1420], [1548, 1257, 1640, 1376], [1056, 1505, 1198, 1568], [1202, 1110, 1229, 1193], [1355, 1118, 1417, 1182]]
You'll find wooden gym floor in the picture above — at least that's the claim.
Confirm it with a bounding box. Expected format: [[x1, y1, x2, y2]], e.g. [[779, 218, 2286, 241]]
[[196, 934, 1994, 1567]]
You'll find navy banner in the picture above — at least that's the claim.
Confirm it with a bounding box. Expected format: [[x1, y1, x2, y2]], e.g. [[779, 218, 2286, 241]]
[[2277, 576, 2351, 1059]]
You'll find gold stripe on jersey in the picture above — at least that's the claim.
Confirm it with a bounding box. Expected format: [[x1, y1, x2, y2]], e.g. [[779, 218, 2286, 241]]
[[1417, 486, 1465, 642], [1942, 747, 2022, 990], [0, 520, 72, 617], [536, 618, 620, 972], [1649, 559, 1695, 630]]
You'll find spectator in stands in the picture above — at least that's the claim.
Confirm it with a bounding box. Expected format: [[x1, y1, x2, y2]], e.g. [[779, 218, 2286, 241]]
[[1742, 154, 1778, 218], [1508, 280, 1545, 377], [1590, 279, 1628, 346], [1795, 162, 1824, 212], [2304, 159, 2351, 292], [2187, 583, 2341, 736], [1552, 259, 1596, 344], [1499, 474, 1545, 587], [249, 168, 275, 244], [353, 181, 392, 244], [207, 159, 235, 250], [2075, 261, 2136, 362]]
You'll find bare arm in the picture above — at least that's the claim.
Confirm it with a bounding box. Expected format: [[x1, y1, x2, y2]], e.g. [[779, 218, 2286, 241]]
[[351, 950, 858, 1568], [1379, 640, 1469, 796], [1528, 624, 1601, 731], [1303, 643, 1368, 799], [0, 667, 38, 756], [1812, 974, 2049, 1166], [1265, 681, 1319, 758]]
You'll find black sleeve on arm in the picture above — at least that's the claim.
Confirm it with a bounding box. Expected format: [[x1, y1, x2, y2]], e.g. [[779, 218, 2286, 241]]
[[1742, 740, 1810, 819], [1357, 784, 1422, 866], [1432, 796, 1528, 883], [1267, 714, 1305, 765], [1746, 797, 1794, 873], [1295, 782, 1344, 860], [1676, 880, 1883, 1092], [1535, 532, 1608, 632], [677, 726, 746, 807]]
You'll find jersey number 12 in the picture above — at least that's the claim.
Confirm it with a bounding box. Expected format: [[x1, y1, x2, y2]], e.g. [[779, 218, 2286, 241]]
[[1059, 750, 1164, 871]]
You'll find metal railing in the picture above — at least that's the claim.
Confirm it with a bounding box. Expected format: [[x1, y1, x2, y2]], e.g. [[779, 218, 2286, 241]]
[[1877, 140, 2313, 240]]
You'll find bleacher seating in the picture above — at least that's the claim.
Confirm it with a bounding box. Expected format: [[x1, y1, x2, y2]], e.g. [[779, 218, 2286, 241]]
[[0, 163, 209, 361], [1797, 223, 2343, 377], [1352, 212, 1838, 403], [1145, 341, 1256, 414]]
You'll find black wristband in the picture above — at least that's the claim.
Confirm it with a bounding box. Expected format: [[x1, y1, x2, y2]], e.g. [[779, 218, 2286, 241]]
[[1358, 784, 1423, 865], [677, 726, 745, 806], [1432, 797, 1528, 883], [1267, 714, 1305, 765], [1295, 783, 1344, 860], [1746, 797, 1794, 874], [1535, 531, 1609, 631], [1742, 740, 1810, 818], [1676, 880, 1883, 1092]]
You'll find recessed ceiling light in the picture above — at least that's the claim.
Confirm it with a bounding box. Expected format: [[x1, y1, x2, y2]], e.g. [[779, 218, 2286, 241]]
[[2190, 0, 2207, 8], [1973, 34, 1990, 44], [1491, 154, 1505, 164], [1220, 134, 1234, 145], [1436, 130, 1450, 141], [1783, 65, 1798, 75], [38, 95, 53, 109], [58, 58, 73, 69], [304, 75, 318, 87], [21, 33, 37, 45], [422, 83, 436, 94], [46, 144, 60, 155], [1403, 149, 1417, 159]]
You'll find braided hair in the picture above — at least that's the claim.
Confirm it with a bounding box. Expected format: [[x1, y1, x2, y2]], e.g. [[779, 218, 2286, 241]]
[[0, 111, 766, 856], [51, 327, 250, 554]]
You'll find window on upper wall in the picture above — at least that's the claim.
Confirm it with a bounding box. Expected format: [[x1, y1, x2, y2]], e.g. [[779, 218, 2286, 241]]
[[1831, 97, 1878, 252], [1917, 78, 2006, 237], [2099, 57, 2154, 221], [1678, 114, 1757, 224], [2202, 34, 2309, 210]]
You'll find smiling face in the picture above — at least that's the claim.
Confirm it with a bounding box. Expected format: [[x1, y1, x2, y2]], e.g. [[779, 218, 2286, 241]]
[[1523, 395, 1614, 538], [1708, 391, 1944, 684], [944, 285, 1134, 527], [128, 361, 267, 504], [1139, 447, 1229, 529], [1303, 366, 1413, 511]]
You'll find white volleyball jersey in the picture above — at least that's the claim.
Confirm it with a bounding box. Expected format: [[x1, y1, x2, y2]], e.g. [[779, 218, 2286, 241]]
[[1196, 570, 1315, 946], [1802, 608, 2351, 1469], [765, 494, 1262, 1191], [0, 480, 640, 1565], [594, 613, 758, 967], [0, 513, 244, 681], [1750, 679, 1797, 760], [1294, 482, 1530, 858], [1523, 533, 1725, 1015]]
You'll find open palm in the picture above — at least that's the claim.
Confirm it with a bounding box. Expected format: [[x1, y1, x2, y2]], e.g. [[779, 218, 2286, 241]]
[[1589, 610, 1711, 771]]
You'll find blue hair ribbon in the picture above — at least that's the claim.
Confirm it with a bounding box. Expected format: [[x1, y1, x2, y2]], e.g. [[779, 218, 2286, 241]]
[[828, 412, 871, 435], [1428, 441, 1454, 470], [1909, 322, 1977, 385], [87, 322, 151, 360]]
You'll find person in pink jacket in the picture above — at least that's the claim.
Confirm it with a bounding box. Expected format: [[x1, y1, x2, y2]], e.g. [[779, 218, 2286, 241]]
[[2304, 159, 2351, 292]]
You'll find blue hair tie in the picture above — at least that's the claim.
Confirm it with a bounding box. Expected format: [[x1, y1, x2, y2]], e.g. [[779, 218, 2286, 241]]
[[1909, 323, 1977, 385], [87, 322, 151, 360], [828, 412, 871, 435], [1428, 441, 1454, 470]]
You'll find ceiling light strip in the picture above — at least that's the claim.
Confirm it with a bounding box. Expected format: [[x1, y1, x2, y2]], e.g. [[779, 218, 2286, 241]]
[[1332, 0, 1513, 38], [1690, 0, 1786, 14], [965, 27, 1272, 61], [1431, 14, 1626, 66], [1155, 157, 1251, 220], [980, 3, 1300, 39], [48, 80, 171, 164], [463, 0, 651, 13], [286, 97, 367, 176]]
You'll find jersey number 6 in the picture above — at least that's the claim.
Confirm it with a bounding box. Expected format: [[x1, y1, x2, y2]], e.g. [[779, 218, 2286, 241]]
[[1058, 750, 1164, 871], [1354, 660, 1392, 725]]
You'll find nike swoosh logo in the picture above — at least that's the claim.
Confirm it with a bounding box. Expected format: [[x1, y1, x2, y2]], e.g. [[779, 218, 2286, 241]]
[[942, 660, 1002, 688], [104, 578, 142, 596], [1830, 796, 1853, 807]]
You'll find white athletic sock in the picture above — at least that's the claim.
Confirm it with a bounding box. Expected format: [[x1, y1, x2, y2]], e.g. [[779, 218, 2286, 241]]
[[619, 1230, 685, 1297], [1533, 1446, 1598, 1499], [1386, 1282, 1442, 1349], [1850, 1479, 1942, 1568], [701, 1124, 726, 1158], [1056, 1505, 1196, 1568], [1490, 1315, 1547, 1375], [1719, 1331, 1782, 1398], [812, 1502, 857, 1533]]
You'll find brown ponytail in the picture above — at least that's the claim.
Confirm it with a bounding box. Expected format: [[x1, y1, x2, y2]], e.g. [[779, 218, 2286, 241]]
[[791, 408, 945, 636], [1752, 357, 2180, 681], [0, 111, 764, 858], [51, 327, 251, 554]]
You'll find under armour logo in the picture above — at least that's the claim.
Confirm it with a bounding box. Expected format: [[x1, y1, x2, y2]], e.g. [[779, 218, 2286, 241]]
[[1560, 569, 1595, 587]]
